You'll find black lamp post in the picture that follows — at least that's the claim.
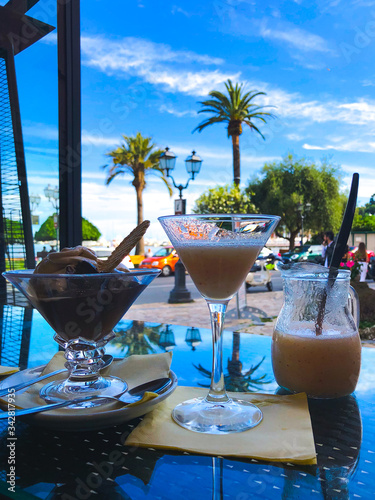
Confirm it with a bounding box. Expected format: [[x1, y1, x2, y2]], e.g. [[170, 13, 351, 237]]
[[159, 147, 203, 303], [297, 202, 311, 246], [158, 325, 176, 351], [44, 184, 59, 250], [185, 327, 202, 351]]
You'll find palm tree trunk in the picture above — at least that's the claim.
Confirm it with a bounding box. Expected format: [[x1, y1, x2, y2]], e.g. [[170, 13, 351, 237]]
[[232, 135, 240, 186], [135, 185, 144, 255]]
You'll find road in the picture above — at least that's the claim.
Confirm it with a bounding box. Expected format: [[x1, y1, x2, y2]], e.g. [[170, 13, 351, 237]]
[[134, 271, 283, 304]]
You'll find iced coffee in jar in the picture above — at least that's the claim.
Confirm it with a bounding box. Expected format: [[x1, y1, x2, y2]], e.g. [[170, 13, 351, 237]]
[[272, 264, 361, 399]]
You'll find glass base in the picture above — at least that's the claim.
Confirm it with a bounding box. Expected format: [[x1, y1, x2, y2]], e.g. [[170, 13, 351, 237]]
[[172, 396, 263, 434], [40, 376, 127, 408]]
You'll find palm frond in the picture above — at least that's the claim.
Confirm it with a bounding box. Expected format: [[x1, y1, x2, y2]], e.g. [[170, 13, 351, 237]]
[[193, 79, 276, 143], [193, 116, 227, 133], [243, 121, 266, 139]]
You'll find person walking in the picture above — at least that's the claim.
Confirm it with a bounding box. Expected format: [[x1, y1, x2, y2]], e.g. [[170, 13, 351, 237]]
[[354, 242, 369, 282], [322, 231, 335, 267]]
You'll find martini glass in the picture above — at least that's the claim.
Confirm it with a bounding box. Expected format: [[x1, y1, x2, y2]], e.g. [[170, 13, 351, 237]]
[[159, 214, 280, 433], [3, 269, 160, 407]]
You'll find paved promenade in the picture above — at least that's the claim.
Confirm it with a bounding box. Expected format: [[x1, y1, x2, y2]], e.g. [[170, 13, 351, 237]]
[[128, 291, 284, 335], [128, 282, 375, 344]]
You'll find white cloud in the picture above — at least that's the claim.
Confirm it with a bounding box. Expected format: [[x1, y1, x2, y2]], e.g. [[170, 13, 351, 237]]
[[171, 5, 194, 17], [40, 32, 57, 45], [23, 123, 58, 141], [303, 137, 375, 153], [81, 35, 238, 97], [78, 34, 375, 125], [82, 133, 120, 147], [143, 69, 240, 96], [81, 35, 224, 67], [285, 133, 305, 141], [362, 79, 375, 87], [159, 104, 197, 117], [25, 146, 58, 156], [259, 21, 334, 54], [260, 87, 375, 126], [218, 8, 335, 68]]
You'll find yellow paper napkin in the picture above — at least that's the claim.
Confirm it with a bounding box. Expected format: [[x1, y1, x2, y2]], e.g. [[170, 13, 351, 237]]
[[0, 366, 19, 377], [0, 351, 172, 416], [125, 386, 317, 465]]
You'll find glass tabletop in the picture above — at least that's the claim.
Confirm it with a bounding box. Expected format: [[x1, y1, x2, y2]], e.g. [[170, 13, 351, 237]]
[[0, 305, 375, 499]]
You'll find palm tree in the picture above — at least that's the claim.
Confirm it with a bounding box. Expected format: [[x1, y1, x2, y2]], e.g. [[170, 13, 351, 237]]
[[103, 132, 172, 255], [113, 320, 164, 356], [194, 79, 275, 186], [194, 332, 272, 392]]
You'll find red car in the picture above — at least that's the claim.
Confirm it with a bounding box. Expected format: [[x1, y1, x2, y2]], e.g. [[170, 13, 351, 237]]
[[139, 246, 179, 277], [348, 246, 375, 259]]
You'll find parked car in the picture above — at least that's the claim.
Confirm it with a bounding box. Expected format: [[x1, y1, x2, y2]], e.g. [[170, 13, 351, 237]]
[[93, 247, 134, 269], [349, 246, 375, 259], [139, 246, 179, 277], [281, 245, 323, 264]]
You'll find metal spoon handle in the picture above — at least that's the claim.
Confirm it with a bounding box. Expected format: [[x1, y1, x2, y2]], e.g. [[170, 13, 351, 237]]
[[0, 378, 172, 418], [1, 395, 119, 418], [0, 369, 66, 398], [0, 354, 113, 398]]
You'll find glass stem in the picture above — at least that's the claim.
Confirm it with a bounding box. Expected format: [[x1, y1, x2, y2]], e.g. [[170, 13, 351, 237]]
[[205, 300, 230, 404]]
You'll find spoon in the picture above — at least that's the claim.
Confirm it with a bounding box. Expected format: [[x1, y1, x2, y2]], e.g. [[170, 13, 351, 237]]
[[0, 354, 114, 398], [0, 377, 172, 418]]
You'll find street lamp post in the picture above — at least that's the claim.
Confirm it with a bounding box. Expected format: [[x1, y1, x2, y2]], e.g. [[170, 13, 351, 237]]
[[29, 194, 41, 214], [44, 185, 59, 250], [159, 147, 203, 303], [297, 202, 311, 246]]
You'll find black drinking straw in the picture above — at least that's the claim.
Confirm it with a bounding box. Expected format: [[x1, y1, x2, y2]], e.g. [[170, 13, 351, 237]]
[[315, 173, 359, 335]]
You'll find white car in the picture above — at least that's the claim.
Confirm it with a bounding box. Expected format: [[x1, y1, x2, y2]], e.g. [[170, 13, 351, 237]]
[[90, 247, 134, 269]]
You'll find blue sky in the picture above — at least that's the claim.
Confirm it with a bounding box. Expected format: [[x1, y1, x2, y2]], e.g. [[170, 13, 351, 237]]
[[6, 0, 375, 242]]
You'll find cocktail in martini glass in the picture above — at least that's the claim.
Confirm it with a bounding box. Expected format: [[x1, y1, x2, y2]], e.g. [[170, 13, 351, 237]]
[[159, 214, 280, 434]]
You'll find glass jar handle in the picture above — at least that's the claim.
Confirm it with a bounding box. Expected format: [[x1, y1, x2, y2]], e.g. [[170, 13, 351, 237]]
[[348, 286, 360, 328]]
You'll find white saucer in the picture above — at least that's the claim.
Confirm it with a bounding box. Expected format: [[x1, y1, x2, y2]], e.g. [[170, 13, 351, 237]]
[[0, 365, 177, 431]]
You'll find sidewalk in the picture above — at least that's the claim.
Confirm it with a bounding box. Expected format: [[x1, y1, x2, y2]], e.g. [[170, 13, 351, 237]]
[[128, 282, 375, 338], [128, 291, 284, 335]]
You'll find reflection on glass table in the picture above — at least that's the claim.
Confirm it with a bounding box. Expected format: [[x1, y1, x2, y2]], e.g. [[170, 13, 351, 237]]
[[0, 307, 375, 499]]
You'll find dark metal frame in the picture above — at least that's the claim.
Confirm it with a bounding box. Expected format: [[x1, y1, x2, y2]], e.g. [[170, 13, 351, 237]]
[[5, 41, 35, 269], [58, 0, 82, 248]]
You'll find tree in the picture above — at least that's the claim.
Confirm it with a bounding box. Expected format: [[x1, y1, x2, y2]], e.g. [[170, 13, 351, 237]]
[[352, 212, 375, 231], [35, 216, 101, 242], [82, 218, 102, 240], [103, 132, 172, 255], [245, 154, 346, 250], [34, 215, 56, 241], [4, 219, 25, 244], [358, 194, 375, 217], [366, 194, 375, 215], [193, 79, 274, 186], [112, 320, 164, 356], [193, 184, 256, 214]]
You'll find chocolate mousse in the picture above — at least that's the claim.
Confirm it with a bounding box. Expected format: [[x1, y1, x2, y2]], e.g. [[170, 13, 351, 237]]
[[31, 246, 141, 342]]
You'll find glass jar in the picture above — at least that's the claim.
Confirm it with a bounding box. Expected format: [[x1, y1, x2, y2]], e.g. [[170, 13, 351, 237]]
[[272, 265, 361, 398]]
